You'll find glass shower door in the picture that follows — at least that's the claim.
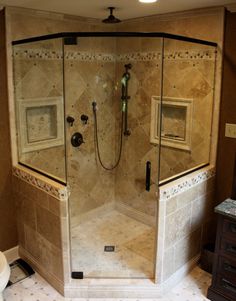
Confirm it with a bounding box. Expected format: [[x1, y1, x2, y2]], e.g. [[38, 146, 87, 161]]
[[160, 38, 216, 182], [13, 38, 66, 183], [64, 36, 163, 279]]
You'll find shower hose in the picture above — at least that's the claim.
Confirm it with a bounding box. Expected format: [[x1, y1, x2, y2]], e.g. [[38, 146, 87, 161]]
[[92, 101, 124, 171]]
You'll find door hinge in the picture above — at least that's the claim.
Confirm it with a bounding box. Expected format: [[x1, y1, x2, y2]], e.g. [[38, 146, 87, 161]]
[[71, 271, 84, 279]]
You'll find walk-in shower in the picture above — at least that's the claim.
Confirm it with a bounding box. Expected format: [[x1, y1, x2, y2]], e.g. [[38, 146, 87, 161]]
[[12, 32, 217, 281]]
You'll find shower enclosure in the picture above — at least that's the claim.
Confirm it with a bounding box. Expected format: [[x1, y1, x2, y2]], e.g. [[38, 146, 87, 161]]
[[12, 32, 217, 280]]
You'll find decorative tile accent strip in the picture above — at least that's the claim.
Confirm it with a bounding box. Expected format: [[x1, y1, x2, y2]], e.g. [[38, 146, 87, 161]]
[[13, 49, 216, 62], [12, 166, 69, 201], [65, 51, 115, 62], [163, 50, 216, 60], [159, 166, 216, 201], [118, 50, 215, 61], [13, 49, 63, 60], [117, 52, 161, 62]]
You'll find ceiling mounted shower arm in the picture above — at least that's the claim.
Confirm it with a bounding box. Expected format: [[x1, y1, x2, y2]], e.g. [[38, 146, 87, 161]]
[[109, 7, 114, 15], [102, 7, 121, 23]]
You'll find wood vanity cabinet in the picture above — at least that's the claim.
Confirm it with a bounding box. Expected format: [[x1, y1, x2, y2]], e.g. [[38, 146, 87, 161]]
[[208, 214, 236, 301]]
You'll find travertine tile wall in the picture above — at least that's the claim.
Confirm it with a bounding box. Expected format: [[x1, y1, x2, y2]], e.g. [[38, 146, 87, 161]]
[[116, 14, 221, 183], [160, 44, 216, 180], [117, 7, 224, 169], [13, 42, 66, 181], [114, 43, 216, 218], [12, 174, 67, 293], [64, 43, 117, 227], [114, 49, 161, 219], [157, 171, 215, 283], [6, 6, 112, 167]]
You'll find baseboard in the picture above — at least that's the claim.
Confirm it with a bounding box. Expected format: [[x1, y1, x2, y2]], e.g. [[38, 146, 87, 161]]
[[161, 254, 201, 293], [115, 202, 156, 226], [3, 245, 19, 263], [19, 246, 64, 295], [64, 278, 162, 298]]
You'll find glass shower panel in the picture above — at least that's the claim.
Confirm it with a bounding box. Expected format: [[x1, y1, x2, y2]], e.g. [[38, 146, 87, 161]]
[[64, 36, 163, 278], [159, 38, 216, 182], [13, 39, 66, 182]]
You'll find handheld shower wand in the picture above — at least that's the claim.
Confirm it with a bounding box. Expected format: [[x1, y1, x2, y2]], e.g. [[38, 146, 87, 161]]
[[92, 63, 132, 170], [92, 100, 124, 170]]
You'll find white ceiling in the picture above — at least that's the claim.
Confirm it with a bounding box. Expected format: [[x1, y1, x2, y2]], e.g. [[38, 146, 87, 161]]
[[0, 0, 235, 20]]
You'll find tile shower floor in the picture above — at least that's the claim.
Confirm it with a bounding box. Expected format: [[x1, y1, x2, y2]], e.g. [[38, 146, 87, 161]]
[[3, 265, 211, 301], [71, 210, 156, 278]]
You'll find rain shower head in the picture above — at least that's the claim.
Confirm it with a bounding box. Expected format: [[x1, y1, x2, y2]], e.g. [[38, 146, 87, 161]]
[[102, 7, 121, 24]]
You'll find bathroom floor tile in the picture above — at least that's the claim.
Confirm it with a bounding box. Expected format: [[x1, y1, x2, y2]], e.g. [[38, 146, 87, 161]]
[[3, 265, 211, 301]]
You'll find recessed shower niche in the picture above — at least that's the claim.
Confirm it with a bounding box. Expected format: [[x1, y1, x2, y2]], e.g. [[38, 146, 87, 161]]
[[150, 96, 193, 151], [17, 97, 64, 153]]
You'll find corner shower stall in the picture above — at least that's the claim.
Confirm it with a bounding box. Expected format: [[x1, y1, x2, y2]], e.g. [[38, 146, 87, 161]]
[[12, 32, 217, 281]]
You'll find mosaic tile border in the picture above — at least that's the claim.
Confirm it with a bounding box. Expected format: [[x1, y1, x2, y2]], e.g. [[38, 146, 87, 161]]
[[12, 165, 215, 202], [13, 49, 63, 60], [13, 49, 216, 62], [12, 166, 68, 201], [65, 51, 114, 62], [159, 166, 216, 201]]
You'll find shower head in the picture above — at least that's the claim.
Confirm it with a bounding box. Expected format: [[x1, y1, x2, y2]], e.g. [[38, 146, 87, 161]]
[[102, 7, 121, 24]]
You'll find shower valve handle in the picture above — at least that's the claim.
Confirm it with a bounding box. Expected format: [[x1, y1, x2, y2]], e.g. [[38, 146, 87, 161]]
[[71, 132, 84, 148], [67, 116, 75, 127]]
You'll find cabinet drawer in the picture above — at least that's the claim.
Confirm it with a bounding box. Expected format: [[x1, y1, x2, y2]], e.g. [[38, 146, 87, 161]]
[[219, 256, 236, 280], [220, 237, 236, 257], [216, 275, 236, 300], [223, 218, 236, 237]]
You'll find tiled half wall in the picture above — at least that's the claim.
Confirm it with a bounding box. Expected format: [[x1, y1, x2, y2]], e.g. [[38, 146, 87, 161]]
[[12, 164, 215, 297], [157, 165, 216, 285], [12, 165, 68, 294]]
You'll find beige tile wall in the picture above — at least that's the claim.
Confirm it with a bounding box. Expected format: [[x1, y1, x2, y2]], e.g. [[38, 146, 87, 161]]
[[64, 46, 117, 226], [160, 46, 216, 180], [6, 6, 113, 167], [117, 7, 225, 169], [13, 174, 66, 292], [114, 57, 160, 218], [13, 41, 66, 181], [158, 173, 215, 283]]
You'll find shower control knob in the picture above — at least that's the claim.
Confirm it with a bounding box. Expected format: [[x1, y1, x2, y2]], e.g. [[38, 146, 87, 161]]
[[81, 114, 89, 124], [71, 132, 84, 148], [66, 116, 75, 127]]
